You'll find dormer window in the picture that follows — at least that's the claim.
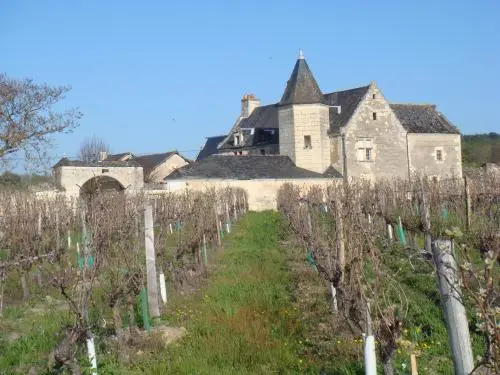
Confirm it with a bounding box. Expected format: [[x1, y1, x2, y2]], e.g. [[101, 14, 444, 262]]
[[234, 134, 241, 146]]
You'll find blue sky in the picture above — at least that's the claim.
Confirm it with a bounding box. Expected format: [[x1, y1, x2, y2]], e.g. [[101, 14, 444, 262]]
[[1, 0, 499, 167]]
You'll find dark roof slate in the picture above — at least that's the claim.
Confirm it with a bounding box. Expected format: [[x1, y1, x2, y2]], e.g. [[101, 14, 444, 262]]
[[390, 104, 460, 134], [238, 104, 279, 129], [323, 165, 344, 178], [279, 58, 325, 106], [324, 86, 370, 133], [166, 155, 329, 180], [52, 158, 139, 168], [196, 135, 226, 161]]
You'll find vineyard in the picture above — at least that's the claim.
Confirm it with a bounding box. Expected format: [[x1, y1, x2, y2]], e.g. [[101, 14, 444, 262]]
[[0, 174, 498, 374], [278, 174, 499, 374], [0, 187, 247, 374]]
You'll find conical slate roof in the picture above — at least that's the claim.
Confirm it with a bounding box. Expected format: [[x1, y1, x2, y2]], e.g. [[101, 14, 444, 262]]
[[279, 52, 324, 106]]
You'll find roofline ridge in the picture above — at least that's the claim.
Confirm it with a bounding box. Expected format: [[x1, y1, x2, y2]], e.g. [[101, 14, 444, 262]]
[[324, 84, 370, 95], [389, 102, 437, 106]]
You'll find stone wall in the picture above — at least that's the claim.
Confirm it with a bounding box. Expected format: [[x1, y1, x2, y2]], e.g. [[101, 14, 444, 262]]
[[279, 104, 330, 173], [342, 83, 409, 181], [160, 178, 337, 211], [407, 133, 462, 179]]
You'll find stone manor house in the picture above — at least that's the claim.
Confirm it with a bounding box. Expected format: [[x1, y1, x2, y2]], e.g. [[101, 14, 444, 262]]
[[51, 51, 462, 208], [194, 50, 462, 181]]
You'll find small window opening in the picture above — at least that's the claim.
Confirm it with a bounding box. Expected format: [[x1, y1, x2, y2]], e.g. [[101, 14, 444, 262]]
[[372, 112, 377, 120], [365, 148, 372, 161], [234, 134, 240, 146], [304, 135, 312, 149], [436, 150, 442, 161], [372, 94, 376, 99], [260, 149, 266, 155], [102, 168, 109, 173]]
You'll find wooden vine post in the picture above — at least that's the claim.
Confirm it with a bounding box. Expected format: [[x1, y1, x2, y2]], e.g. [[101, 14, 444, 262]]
[[144, 204, 160, 318], [421, 187, 474, 375]]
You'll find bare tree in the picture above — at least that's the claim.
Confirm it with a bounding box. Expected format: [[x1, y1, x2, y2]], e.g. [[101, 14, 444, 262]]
[[0, 74, 81, 170], [78, 135, 110, 163]]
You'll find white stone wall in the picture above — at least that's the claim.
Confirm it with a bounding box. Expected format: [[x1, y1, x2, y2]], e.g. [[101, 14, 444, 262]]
[[279, 104, 331, 173], [342, 83, 409, 181], [162, 178, 337, 211], [407, 134, 462, 179], [56, 166, 144, 197]]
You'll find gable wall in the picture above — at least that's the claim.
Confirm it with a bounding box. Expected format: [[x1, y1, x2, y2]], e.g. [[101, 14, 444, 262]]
[[148, 154, 189, 182], [342, 84, 409, 180]]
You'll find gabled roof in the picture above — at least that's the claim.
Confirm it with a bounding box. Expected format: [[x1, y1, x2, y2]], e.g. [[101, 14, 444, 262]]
[[279, 56, 325, 106], [166, 155, 330, 180], [133, 152, 178, 176], [196, 135, 227, 161], [105, 152, 133, 161], [324, 86, 370, 133], [52, 157, 139, 168], [390, 104, 460, 134]]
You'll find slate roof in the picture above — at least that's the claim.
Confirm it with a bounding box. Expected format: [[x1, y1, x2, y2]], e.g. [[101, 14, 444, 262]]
[[390, 104, 460, 134], [166, 155, 331, 180], [279, 58, 325, 106], [133, 152, 177, 176], [238, 104, 279, 129], [52, 157, 139, 168], [196, 135, 227, 161], [323, 165, 344, 178], [324, 86, 370, 134]]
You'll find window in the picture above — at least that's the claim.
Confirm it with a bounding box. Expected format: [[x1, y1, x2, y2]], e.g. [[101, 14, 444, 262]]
[[372, 112, 377, 120], [260, 149, 266, 155], [304, 135, 312, 149], [365, 148, 372, 161], [101, 168, 109, 173], [372, 94, 376, 99], [234, 134, 240, 146], [436, 149, 443, 161]]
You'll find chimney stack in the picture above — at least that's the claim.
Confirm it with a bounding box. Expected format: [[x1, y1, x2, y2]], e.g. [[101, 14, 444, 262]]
[[241, 93, 260, 118]]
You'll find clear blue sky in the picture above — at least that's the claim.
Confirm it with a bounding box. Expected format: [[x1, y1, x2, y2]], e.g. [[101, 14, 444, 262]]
[[1, 0, 499, 166]]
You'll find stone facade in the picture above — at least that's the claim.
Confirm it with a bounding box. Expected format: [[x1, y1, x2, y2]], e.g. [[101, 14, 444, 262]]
[[341, 83, 409, 181], [279, 104, 331, 173], [407, 134, 462, 179]]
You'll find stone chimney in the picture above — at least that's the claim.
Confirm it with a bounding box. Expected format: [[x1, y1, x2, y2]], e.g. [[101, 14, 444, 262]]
[[241, 94, 260, 118]]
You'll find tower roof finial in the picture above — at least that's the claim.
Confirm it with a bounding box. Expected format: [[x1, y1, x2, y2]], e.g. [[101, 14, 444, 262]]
[[298, 49, 304, 60]]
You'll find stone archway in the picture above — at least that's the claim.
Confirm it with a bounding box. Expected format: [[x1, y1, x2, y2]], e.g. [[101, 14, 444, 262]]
[[79, 175, 125, 197]]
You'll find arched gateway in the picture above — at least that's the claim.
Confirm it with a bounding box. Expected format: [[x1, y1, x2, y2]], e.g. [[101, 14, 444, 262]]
[[52, 158, 144, 198]]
